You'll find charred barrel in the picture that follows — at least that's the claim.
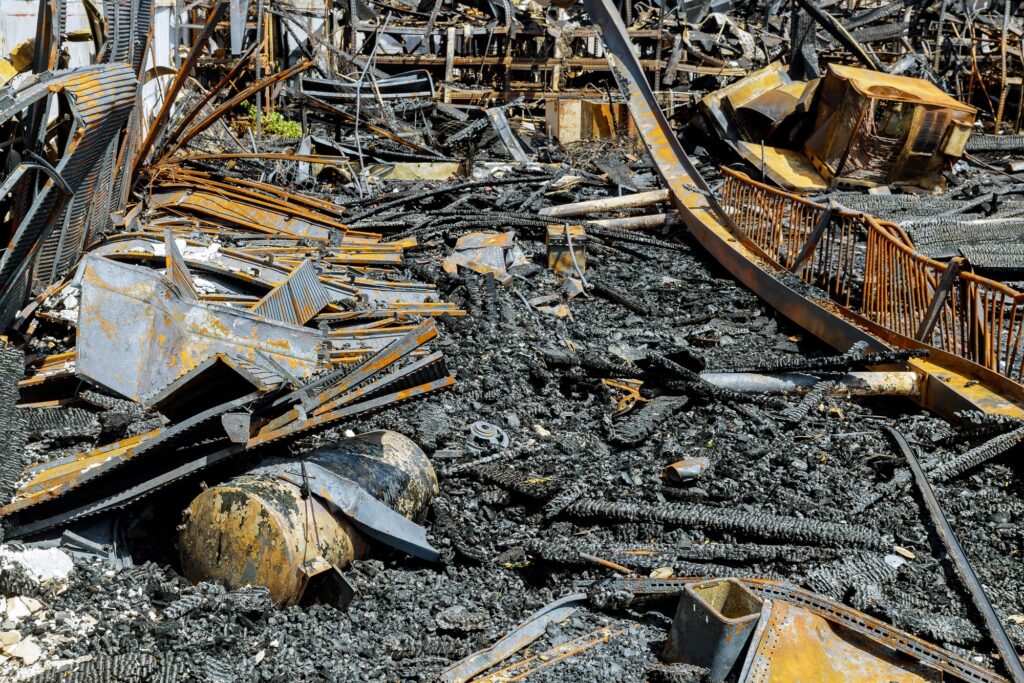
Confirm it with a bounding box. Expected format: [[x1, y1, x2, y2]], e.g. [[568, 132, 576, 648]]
[[179, 430, 438, 605]]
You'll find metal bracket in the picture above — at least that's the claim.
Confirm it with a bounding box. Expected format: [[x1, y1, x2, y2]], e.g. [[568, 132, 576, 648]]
[[914, 257, 964, 342], [296, 556, 357, 610], [791, 201, 834, 275]]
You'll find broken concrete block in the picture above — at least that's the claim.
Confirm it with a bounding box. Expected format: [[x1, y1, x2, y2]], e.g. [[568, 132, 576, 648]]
[[4, 637, 41, 665], [4, 597, 42, 623]]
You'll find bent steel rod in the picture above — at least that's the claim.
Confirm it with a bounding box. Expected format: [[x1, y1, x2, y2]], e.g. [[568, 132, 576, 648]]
[[886, 426, 1024, 683]]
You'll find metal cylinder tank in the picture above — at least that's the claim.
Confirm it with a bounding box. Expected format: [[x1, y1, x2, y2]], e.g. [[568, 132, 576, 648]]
[[179, 430, 437, 605]]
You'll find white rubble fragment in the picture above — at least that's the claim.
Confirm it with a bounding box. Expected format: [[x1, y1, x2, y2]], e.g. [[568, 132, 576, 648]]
[[182, 242, 221, 262], [5, 637, 41, 665], [883, 554, 907, 570], [0, 547, 74, 586], [4, 597, 42, 623]]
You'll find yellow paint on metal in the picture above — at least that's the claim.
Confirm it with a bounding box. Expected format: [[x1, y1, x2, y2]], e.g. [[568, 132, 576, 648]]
[[911, 358, 1024, 420], [179, 476, 363, 605], [742, 600, 941, 681], [601, 378, 647, 415], [545, 226, 587, 277], [734, 143, 828, 192], [830, 64, 976, 113]]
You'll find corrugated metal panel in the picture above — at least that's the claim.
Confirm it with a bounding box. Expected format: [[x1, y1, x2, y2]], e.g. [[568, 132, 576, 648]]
[[0, 66, 138, 326], [251, 259, 331, 325], [32, 64, 141, 289]]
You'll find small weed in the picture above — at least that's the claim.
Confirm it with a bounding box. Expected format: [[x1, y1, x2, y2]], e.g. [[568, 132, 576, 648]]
[[235, 101, 303, 138]]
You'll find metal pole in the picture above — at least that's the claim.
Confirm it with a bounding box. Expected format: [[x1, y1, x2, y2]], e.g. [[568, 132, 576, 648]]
[[353, 13, 391, 197], [886, 426, 1024, 683], [255, 0, 265, 140]]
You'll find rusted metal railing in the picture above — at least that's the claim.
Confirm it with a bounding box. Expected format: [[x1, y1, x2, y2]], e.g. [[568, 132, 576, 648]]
[[721, 167, 1024, 383]]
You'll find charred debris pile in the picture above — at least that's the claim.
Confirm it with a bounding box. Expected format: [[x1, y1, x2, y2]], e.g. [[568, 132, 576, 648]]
[[0, 0, 1023, 681]]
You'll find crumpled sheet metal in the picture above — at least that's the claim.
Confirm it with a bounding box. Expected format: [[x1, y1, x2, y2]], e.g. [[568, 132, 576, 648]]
[[0, 39, 35, 87], [699, 62, 793, 142], [700, 60, 975, 193], [441, 231, 527, 284], [99, 0, 153, 72], [92, 235, 444, 307], [738, 599, 941, 682], [3, 323, 452, 532], [75, 253, 324, 404]]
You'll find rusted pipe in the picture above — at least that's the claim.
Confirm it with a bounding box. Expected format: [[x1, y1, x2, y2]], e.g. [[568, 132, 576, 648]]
[[539, 189, 670, 217], [134, 4, 225, 175], [580, 552, 633, 575], [699, 371, 920, 397]]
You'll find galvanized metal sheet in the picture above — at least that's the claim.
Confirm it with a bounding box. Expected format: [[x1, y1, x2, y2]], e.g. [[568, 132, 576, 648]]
[[75, 253, 324, 403]]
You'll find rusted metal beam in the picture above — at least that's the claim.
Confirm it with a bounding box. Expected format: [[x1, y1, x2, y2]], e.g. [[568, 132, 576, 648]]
[[159, 39, 260, 154], [134, 2, 225, 176], [160, 58, 314, 160]]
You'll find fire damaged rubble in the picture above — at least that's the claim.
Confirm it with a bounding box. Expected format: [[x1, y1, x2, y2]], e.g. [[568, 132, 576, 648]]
[[1, 0, 1024, 681]]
